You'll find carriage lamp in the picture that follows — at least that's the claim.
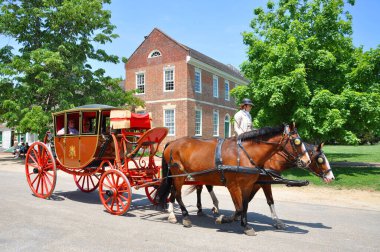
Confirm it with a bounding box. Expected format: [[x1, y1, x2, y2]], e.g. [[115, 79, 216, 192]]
[[293, 138, 302, 146], [317, 156, 325, 164]]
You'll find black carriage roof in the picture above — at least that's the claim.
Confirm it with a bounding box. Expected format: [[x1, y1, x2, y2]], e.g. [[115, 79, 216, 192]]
[[52, 104, 117, 115]]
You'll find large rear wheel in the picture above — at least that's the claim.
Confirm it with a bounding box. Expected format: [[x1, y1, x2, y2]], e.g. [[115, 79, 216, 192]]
[[99, 169, 132, 215], [73, 161, 112, 193], [25, 142, 57, 199]]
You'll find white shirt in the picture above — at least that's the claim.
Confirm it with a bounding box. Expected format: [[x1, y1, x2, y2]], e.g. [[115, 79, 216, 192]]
[[234, 109, 252, 136]]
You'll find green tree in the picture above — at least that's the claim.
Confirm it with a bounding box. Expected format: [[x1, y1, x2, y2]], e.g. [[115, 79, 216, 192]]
[[234, 0, 380, 144], [0, 0, 143, 138]]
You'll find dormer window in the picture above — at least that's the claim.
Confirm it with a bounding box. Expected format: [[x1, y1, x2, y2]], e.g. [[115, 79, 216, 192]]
[[149, 50, 162, 58]]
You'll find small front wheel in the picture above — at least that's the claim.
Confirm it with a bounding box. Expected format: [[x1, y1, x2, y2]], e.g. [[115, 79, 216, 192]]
[[25, 142, 57, 199], [99, 170, 132, 215]]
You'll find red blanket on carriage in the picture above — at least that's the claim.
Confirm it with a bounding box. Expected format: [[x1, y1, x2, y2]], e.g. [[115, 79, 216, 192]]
[[110, 110, 152, 129]]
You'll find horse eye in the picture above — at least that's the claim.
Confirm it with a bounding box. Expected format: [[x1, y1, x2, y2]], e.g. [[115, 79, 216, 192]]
[[293, 138, 302, 146], [317, 156, 324, 164]]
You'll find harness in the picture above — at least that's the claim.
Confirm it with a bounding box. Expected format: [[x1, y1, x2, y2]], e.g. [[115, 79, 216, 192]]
[[166, 128, 309, 187]]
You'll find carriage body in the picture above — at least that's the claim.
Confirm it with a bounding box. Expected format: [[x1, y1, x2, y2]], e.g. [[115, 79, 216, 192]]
[[25, 104, 168, 215]]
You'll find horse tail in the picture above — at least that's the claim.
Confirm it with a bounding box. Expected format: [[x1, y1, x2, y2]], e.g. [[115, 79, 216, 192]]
[[184, 185, 197, 196], [155, 142, 172, 206]]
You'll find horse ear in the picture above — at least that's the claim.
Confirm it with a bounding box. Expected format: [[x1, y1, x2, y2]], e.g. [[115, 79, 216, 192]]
[[317, 142, 324, 151]]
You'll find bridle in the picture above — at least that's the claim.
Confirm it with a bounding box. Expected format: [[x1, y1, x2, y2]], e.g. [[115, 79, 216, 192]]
[[303, 144, 333, 179]]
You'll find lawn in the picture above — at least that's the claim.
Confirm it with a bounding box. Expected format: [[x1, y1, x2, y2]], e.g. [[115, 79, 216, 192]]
[[282, 144, 380, 191], [322, 144, 380, 163]]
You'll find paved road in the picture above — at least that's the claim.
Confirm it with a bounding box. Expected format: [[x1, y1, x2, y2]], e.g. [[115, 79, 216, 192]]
[[1, 156, 379, 252]]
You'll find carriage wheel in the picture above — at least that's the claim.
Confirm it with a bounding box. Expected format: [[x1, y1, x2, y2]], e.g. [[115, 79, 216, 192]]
[[73, 161, 111, 193], [145, 184, 160, 204], [99, 169, 132, 215], [25, 142, 57, 199]]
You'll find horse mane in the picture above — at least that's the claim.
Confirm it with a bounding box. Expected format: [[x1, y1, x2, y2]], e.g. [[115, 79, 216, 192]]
[[238, 125, 284, 142]]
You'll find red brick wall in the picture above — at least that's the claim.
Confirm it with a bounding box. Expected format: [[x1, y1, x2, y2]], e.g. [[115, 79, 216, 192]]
[[125, 29, 239, 149]]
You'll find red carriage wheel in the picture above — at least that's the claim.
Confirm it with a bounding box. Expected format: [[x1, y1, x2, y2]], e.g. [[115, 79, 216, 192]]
[[74, 171, 101, 193], [73, 160, 112, 192], [99, 169, 132, 215], [145, 184, 159, 204], [25, 142, 57, 199]]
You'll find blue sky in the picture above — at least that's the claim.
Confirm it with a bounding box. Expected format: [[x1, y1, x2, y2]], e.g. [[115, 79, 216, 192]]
[[98, 0, 380, 78], [2, 1, 379, 79]]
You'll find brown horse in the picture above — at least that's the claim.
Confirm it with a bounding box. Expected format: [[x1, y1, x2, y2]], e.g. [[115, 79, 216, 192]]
[[155, 124, 311, 236], [193, 142, 335, 229]]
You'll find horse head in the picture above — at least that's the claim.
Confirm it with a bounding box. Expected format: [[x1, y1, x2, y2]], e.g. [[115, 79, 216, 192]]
[[281, 123, 311, 168], [306, 143, 335, 183]]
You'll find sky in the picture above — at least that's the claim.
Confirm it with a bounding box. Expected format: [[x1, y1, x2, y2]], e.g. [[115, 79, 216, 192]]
[[2, 0, 380, 79]]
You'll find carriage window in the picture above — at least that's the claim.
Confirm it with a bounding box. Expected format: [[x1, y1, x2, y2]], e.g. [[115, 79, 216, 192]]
[[101, 111, 111, 134], [66, 113, 79, 135], [82, 111, 97, 134], [55, 114, 65, 135]]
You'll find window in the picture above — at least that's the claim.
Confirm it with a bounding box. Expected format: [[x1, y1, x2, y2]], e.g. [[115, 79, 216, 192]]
[[149, 50, 162, 58], [82, 111, 97, 134], [164, 109, 175, 136], [136, 72, 145, 94], [164, 68, 175, 91], [213, 75, 219, 98], [195, 68, 201, 93], [224, 80, 230, 101], [213, 110, 219, 136], [195, 109, 202, 136]]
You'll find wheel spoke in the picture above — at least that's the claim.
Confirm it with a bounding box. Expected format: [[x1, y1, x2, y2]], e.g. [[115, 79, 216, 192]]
[[119, 193, 129, 202], [105, 175, 113, 187], [118, 196, 126, 209], [44, 173, 53, 187], [31, 174, 39, 186]]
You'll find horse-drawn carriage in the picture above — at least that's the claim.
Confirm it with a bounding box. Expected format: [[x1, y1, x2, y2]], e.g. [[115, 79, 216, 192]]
[[25, 104, 168, 215]]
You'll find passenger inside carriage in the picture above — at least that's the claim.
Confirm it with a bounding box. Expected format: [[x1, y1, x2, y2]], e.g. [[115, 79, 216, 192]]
[[57, 119, 79, 135]]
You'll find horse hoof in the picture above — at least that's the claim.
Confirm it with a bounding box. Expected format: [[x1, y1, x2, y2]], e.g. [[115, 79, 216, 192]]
[[244, 228, 257, 236], [211, 207, 219, 216], [183, 217, 192, 228], [273, 222, 287, 230], [168, 213, 177, 224], [215, 215, 224, 224], [197, 211, 205, 217]]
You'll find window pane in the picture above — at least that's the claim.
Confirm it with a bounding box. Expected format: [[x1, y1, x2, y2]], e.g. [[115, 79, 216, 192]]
[[165, 69, 174, 91], [164, 109, 175, 135], [224, 81, 229, 100], [213, 110, 219, 136], [137, 73, 145, 93], [195, 110, 202, 135], [213, 76, 218, 98], [195, 70, 201, 93]]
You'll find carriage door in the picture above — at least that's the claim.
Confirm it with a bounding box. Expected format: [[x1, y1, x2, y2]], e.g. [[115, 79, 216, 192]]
[[79, 111, 98, 167], [63, 112, 80, 167]]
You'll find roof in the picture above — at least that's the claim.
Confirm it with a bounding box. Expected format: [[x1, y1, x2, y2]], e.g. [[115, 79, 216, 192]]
[[129, 28, 249, 84], [52, 104, 116, 115]]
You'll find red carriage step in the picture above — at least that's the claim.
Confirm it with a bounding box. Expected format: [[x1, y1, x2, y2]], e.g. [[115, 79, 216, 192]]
[[110, 110, 152, 129]]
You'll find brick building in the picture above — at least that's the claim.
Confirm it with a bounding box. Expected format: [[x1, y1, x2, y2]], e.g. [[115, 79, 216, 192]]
[[125, 28, 249, 143]]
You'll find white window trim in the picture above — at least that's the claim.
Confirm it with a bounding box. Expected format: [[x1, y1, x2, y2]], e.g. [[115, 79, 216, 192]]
[[224, 80, 230, 101], [195, 68, 202, 93], [163, 109, 175, 136], [135, 71, 145, 95], [213, 109, 219, 137], [213, 75, 219, 98], [163, 66, 175, 92], [195, 108, 202, 136], [148, 49, 162, 58]]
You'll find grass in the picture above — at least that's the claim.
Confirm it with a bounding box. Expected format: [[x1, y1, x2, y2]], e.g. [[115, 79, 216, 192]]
[[323, 144, 380, 163], [283, 167, 380, 191], [282, 144, 380, 191]]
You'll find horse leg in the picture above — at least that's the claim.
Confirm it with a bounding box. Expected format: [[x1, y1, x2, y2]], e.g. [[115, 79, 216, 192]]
[[215, 186, 243, 224], [196, 185, 204, 216], [206, 185, 219, 216], [262, 184, 286, 229], [241, 197, 256, 236], [175, 188, 192, 227], [167, 187, 178, 224]]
